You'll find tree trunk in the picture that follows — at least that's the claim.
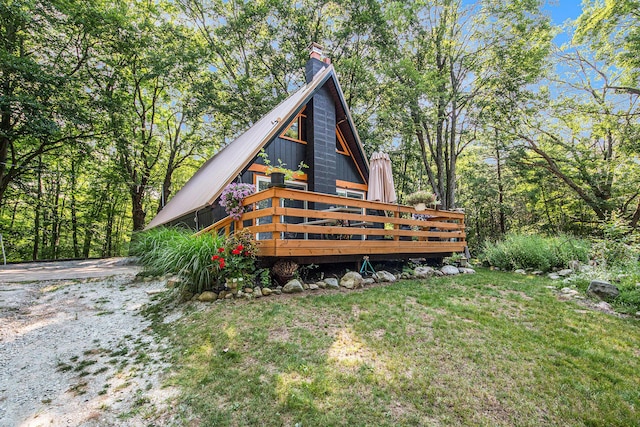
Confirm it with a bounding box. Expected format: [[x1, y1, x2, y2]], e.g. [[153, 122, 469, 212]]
[[70, 175, 80, 258], [495, 138, 506, 235], [131, 185, 146, 231], [33, 158, 43, 260]]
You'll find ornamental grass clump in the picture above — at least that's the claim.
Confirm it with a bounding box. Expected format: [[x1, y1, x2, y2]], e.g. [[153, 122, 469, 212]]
[[130, 227, 224, 293], [219, 183, 255, 220], [480, 233, 590, 272]]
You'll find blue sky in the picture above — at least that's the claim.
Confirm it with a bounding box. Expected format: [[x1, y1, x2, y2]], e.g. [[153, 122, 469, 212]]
[[544, 0, 585, 44], [545, 0, 585, 25]]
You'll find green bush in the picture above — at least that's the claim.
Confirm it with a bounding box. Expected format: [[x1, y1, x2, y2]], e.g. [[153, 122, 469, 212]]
[[480, 234, 590, 272], [130, 227, 224, 293]]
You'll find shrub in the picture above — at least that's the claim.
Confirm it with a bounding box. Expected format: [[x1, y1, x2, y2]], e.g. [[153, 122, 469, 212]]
[[480, 233, 590, 272], [590, 218, 639, 268], [130, 227, 224, 293], [212, 228, 258, 284]]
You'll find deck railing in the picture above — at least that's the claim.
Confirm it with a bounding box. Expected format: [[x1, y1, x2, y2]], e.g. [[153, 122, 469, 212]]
[[197, 187, 466, 259]]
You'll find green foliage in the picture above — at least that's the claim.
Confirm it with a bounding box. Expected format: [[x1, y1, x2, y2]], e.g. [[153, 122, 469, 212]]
[[480, 234, 590, 272], [130, 227, 223, 293], [591, 217, 640, 267]]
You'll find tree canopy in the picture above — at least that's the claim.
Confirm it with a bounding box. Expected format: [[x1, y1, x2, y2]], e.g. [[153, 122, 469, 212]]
[[0, 0, 637, 261]]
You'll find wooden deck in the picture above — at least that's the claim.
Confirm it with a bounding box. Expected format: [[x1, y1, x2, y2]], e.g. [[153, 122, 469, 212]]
[[197, 187, 466, 263]]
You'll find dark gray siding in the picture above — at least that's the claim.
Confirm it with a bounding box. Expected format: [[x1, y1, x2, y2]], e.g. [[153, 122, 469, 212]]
[[306, 85, 336, 195], [254, 137, 307, 172], [336, 153, 364, 184]]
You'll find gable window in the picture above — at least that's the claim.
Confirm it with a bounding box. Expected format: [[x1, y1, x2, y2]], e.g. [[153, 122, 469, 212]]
[[281, 107, 306, 143]]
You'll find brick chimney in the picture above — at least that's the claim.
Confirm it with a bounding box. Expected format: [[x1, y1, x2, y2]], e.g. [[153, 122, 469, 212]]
[[306, 42, 327, 83], [304, 42, 336, 197]]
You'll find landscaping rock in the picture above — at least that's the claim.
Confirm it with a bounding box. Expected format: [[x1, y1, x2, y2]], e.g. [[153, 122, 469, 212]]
[[340, 272, 364, 289], [434, 270, 444, 276], [363, 278, 375, 285], [316, 281, 327, 289], [374, 270, 396, 283], [224, 293, 234, 299], [531, 271, 543, 275], [557, 269, 573, 277], [145, 289, 165, 296], [261, 287, 272, 296], [441, 265, 460, 275], [458, 267, 476, 274], [548, 273, 561, 280], [198, 291, 218, 302], [302, 283, 310, 290], [166, 277, 181, 288], [324, 278, 340, 289], [587, 280, 620, 300], [308, 283, 319, 291], [414, 266, 435, 278], [253, 287, 262, 298], [283, 279, 304, 293], [244, 287, 253, 293], [514, 269, 526, 274]]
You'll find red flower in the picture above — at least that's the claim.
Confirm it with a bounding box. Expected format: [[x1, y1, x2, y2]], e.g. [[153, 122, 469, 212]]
[[243, 251, 250, 256], [218, 247, 225, 253], [236, 244, 244, 251], [212, 255, 220, 261], [232, 248, 241, 255], [219, 259, 225, 268]]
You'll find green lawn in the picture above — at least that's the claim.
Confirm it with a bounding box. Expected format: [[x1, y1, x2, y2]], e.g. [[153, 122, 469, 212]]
[[152, 269, 640, 426]]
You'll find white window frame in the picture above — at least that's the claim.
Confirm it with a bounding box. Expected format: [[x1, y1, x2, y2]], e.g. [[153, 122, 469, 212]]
[[255, 176, 308, 240]]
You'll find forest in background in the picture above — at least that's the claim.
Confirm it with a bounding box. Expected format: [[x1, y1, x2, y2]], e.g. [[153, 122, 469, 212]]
[[1, 0, 638, 262]]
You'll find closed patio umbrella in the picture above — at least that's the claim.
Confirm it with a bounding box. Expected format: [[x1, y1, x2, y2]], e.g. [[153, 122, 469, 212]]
[[367, 152, 397, 204]]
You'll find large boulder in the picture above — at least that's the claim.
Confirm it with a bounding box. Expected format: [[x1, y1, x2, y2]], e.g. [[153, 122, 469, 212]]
[[441, 265, 460, 275], [374, 270, 396, 283], [340, 272, 364, 289], [414, 266, 435, 278], [282, 279, 304, 293], [587, 280, 620, 300]]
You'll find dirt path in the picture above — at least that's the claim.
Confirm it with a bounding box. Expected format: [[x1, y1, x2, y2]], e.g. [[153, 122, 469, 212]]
[[0, 259, 178, 426]]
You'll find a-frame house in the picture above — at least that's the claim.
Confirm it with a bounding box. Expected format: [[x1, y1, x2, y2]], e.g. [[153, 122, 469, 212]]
[[147, 45, 466, 263], [147, 45, 368, 230]]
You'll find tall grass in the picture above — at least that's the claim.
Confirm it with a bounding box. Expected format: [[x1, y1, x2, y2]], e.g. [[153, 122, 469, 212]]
[[130, 227, 223, 293], [480, 233, 590, 272]]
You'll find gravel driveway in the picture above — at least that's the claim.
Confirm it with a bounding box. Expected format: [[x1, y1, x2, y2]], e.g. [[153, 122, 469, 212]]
[[0, 259, 178, 426]]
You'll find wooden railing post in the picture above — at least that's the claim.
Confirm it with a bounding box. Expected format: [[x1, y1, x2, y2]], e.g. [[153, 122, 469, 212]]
[[393, 211, 400, 241], [272, 193, 281, 241]]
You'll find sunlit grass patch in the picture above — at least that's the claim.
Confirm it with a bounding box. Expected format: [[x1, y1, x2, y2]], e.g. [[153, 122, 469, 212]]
[[157, 269, 640, 426]]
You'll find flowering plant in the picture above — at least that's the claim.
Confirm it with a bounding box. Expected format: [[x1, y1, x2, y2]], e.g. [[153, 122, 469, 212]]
[[210, 229, 258, 285], [219, 183, 255, 220]]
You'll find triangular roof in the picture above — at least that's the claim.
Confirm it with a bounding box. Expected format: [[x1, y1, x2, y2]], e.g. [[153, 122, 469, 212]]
[[146, 64, 368, 229]]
